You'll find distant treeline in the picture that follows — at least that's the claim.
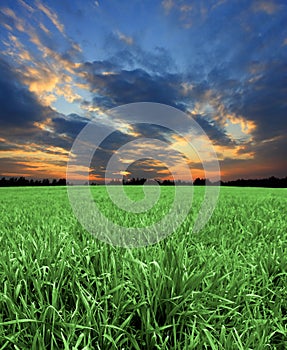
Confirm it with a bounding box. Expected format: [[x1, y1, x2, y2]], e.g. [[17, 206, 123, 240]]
[[101, 176, 287, 188], [219, 176, 287, 188], [0, 176, 287, 188], [0, 177, 66, 187]]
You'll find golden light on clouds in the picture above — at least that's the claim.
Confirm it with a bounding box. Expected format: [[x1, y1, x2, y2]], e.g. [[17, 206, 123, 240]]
[[102, 71, 118, 76], [23, 66, 59, 97], [168, 133, 201, 163], [119, 170, 131, 176], [119, 158, 138, 164], [0, 144, 69, 179], [0, 145, 68, 161], [225, 114, 256, 135], [214, 144, 255, 160], [1, 4, 83, 112], [33, 119, 54, 133], [36, 0, 65, 34]]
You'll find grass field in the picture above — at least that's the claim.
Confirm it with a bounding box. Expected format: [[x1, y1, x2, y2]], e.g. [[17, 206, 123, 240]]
[[0, 185, 286, 349]]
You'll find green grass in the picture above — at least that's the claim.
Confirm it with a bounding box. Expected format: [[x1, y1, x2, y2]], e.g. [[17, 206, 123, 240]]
[[92, 185, 177, 228], [0, 186, 286, 349]]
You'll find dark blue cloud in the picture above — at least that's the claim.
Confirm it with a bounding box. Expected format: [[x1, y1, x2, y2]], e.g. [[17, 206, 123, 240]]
[[125, 158, 171, 180], [0, 57, 89, 152], [0, 58, 45, 128], [89, 123, 183, 179], [84, 66, 185, 109], [225, 60, 287, 140], [51, 114, 89, 138], [193, 115, 235, 146]]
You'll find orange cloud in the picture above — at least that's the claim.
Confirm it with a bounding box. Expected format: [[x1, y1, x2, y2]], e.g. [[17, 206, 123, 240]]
[[187, 90, 256, 143], [1, 1, 85, 112], [214, 144, 255, 161], [6, 29, 83, 107], [227, 116, 255, 138], [0, 143, 69, 179]]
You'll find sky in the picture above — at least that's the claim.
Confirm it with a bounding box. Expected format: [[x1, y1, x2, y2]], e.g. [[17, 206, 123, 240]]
[[0, 0, 286, 182]]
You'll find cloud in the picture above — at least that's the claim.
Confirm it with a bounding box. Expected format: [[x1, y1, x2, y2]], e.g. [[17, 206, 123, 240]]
[[220, 145, 287, 179], [39, 22, 50, 35], [20, 31, 82, 103], [229, 60, 287, 141], [161, 0, 206, 28], [115, 30, 133, 45], [102, 35, 176, 74], [51, 114, 89, 138], [192, 115, 234, 146], [82, 64, 185, 110], [125, 158, 171, 180], [1, 0, 84, 110], [162, 0, 174, 14], [76, 46, 252, 151], [0, 131, 72, 178], [89, 128, 188, 181], [0, 7, 26, 32], [0, 57, 90, 177], [17, 0, 35, 13], [3, 30, 82, 106], [1, 0, 286, 180], [252, 1, 280, 15], [0, 58, 47, 128], [131, 124, 173, 143], [35, 0, 65, 34], [0, 155, 67, 178], [0, 158, 39, 177], [108, 69, 177, 104]]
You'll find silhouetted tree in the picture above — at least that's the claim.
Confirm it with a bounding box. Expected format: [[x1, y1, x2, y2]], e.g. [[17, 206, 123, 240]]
[[42, 179, 50, 186], [124, 177, 146, 185], [193, 178, 206, 186], [161, 179, 175, 186], [57, 178, 66, 186]]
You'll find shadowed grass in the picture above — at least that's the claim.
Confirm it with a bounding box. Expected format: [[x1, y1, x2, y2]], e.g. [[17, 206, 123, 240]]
[[0, 186, 286, 349]]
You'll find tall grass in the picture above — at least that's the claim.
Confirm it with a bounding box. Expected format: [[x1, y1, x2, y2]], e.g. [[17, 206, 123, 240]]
[[0, 186, 286, 349]]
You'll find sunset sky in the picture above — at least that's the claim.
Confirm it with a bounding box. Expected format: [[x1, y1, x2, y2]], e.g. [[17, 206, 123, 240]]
[[0, 0, 286, 182]]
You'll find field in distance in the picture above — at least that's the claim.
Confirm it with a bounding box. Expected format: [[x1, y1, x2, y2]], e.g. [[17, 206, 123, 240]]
[[0, 186, 286, 349]]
